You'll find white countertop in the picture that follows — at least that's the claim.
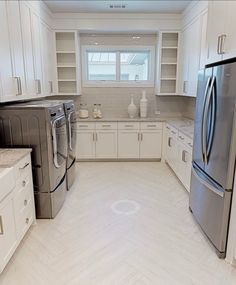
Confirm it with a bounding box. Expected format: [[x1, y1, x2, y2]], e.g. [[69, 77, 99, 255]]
[[166, 118, 194, 139], [0, 148, 32, 167]]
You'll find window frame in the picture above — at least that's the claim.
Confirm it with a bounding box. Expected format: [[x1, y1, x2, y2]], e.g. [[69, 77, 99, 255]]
[[82, 45, 155, 87]]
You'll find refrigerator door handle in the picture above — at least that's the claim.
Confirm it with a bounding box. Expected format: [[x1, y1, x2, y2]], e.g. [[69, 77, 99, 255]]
[[206, 77, 216, 162], [201, 77, 211, 163], [192, 165, 224, 198]]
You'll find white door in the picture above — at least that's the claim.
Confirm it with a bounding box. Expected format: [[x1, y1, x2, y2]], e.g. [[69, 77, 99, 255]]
[[31, 11, 43, 97], [223, 1, 236, 60], [206, 1, 226, 64], [118, 131, 140, 158], [0, 1, 16, 102], [76, 131, 95, 159], [140, 130, 162, 159], [95, 130, 117, 159], [0, 198, 17, 273], [6, 1, 27, 98], [19, 1, 36, 98]]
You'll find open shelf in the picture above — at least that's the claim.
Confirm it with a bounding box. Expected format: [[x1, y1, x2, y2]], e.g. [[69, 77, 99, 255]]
[[156, 32, 179, 96], [55, 32, 78, 94]]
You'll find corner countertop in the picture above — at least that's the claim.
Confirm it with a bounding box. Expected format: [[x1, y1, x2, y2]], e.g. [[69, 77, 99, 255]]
[[0, 148, 32, 167], [166, 119, 194, 140]]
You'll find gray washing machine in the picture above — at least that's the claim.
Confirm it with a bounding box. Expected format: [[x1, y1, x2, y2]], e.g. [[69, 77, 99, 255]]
[[0, 101, 68, 218]]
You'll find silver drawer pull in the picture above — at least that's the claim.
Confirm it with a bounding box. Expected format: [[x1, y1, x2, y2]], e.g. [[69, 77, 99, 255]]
[[171, 131, 176, 134], [166, 126, 170, 130], [179, 136, 184, 140], [22, 180, 26, 187], [125, 125, 134, 127], [19, 163, 29, 170], [26, 218, 29, 224], [24, 199, 28, 206], [182, 150, 188, 163], [147, 125, 157, 127], [188, 142, 193, 147], [102, 125, 111, 127], [0, 216, 3, 235], [79, 125, 89, 127]]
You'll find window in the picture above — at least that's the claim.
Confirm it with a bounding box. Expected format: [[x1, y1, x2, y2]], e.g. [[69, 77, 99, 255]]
[[82, 46, 155, 87]]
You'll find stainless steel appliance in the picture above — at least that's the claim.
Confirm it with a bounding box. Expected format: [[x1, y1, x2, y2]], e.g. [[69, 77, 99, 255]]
[[45, 100, 77, 189], [190, 60, 236, 258], [0, 102, 68, 218]]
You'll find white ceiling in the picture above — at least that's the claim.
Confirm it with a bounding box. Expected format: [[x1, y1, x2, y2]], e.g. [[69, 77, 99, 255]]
[[44, 1, 191, 14]]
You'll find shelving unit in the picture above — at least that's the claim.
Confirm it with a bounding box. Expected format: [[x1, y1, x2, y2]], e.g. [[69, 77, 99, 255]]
[[156, 32, 180, 96], [55, 31, 81, 95]]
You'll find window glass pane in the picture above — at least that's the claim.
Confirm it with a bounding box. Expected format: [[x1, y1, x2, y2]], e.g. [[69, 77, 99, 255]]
[[87, 52, 116, 80], [120, 52, 150, 81]]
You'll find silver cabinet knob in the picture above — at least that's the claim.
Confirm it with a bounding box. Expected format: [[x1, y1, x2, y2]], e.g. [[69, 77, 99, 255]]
[[24, 199, 28, 206], [22, 180, 26, 187], [26, 218, 29, 224]]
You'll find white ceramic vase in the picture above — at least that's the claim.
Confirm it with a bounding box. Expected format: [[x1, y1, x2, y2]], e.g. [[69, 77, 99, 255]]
[[140, 90, 148, 118], [128, 95, 137, 118]]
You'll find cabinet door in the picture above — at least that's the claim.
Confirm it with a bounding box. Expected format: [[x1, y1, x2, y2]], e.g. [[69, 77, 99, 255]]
[[0, 2, 18, 102], [224, 1, 236, 60], [31, 11, 43, 97], [178, 144, 192, 192], [182, 28, 189, 95], [199, 11, 208, 69], [19, 1, 36, 98], [6, 1, 27, 98], [41, 22, 54, 96], [0, 198, 17, 273], [96, 130, 117, 159], [140, 131, 162, 159], [206, 1, 226, 64], [187, 17, 201, 97], [76, 131, 95, 159], [118, 131, 140, 158]]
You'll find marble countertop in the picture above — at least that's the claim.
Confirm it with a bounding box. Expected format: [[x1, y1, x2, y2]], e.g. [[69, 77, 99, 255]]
[[0, 148, 32, 167], [166, 119, 194, 140]]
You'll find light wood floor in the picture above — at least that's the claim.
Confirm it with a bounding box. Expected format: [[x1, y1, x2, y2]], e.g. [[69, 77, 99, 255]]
[[1, 162, 236, 285]]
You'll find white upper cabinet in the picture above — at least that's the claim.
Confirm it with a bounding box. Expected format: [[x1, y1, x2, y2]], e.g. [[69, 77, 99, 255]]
[[31, 11, 44, 97], [6, 1, 27, 98], [0, 2, 17, 102], [19, 1, 37, 98], [41, 22, 54, 96], [206, 1, 236, 64]]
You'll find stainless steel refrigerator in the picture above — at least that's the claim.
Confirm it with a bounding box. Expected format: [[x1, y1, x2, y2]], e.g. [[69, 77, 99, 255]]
[[190, 60, 236, 258]]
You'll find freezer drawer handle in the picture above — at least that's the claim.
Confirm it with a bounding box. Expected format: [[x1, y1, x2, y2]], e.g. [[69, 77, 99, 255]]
[[192, 166, 224, 198]]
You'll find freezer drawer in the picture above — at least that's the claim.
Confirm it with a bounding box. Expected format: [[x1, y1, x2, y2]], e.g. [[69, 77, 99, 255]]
[[189, 164, 232, 258]]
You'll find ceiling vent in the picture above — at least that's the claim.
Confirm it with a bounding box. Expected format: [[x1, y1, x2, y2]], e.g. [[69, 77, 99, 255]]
[[109, 4, 126, 9]]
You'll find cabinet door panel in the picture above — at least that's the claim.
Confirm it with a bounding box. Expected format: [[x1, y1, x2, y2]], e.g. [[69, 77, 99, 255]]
[[19, 2, 36, 98], [6, 1, 26, 97], [118, 131, 139, 158], [96, 131, 117, 159], [31, 11, 43, 97], [224, 1, 236, 60], [76, 131, 95, 159], [0, 2, 17, 101], [206, 1, 226, 64], [0, 199, 17, 273], [140, 131, 162, 159]]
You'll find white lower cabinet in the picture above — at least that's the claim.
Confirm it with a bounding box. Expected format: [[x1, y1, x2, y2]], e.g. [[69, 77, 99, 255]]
[[76, 121, 163, 160], [76, 130, 95, 159], [0, 153, 35, 274], [0, 198, 17, 272], [118, 130, 140, 158], [96, 130, 117, 159], [165, 124, 193, 192]]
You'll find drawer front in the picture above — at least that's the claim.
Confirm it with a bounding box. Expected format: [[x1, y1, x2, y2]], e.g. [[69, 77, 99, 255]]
[[118, 122, 140, 130], [15, 155, 31, 180], [178, 131, 193, 148], [76, 122, 95, 130], [140, 122, 162, 130], [15, 200, 34, 240], [14, 176, 33, 216], [96, 122, 117, 130]]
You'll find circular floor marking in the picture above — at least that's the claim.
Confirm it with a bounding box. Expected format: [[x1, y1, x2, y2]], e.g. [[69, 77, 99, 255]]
[[111, 200, 141, 215]]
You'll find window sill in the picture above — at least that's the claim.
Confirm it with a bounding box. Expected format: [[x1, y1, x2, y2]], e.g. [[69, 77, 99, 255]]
[[82, 81, 154, 88]]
